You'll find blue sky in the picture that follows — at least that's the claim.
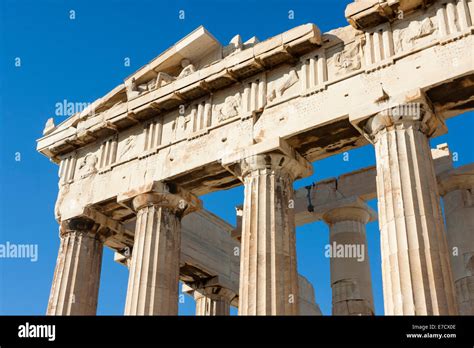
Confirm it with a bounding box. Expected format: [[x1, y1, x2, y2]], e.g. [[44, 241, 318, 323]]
[[0, 0, 472, 316]]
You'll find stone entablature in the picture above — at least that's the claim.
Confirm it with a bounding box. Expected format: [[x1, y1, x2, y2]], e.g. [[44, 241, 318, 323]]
[[37, 24, 322, 160], [37, 2, 473, 221], [40, 0, 473, 155], [346, 0, 438, 29]]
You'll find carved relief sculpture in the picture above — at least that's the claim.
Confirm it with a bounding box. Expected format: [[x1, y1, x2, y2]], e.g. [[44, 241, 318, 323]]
[[216, 93, 241, 122], [333, 42, 361, 74], [267, 69, 299, 102], [126, 59, 196, 99], [223, 34, 243, 57], [78, 154, 98, 178], [395, 17, 436, 52], [119, 135, 136, 160], [43, 117, 56, 135], [155, 59, 196, 89]]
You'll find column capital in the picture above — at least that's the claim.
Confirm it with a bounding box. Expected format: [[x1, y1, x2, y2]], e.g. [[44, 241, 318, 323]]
[[221, 138, 313, 182], [191, 286, 233, 316], [60, 217, 98, 238], [63, 216, 96, 232], [238, 152, 311, 180], [362, 95, 446, 143], [59, 216, 113, 242], [322, 198, 376, 225], [431, 143, 454, 175], [192, 286, 235, 303], [437, 164, 474, 196], [119, 181, 202, 217], [182, 280, 237, 304]]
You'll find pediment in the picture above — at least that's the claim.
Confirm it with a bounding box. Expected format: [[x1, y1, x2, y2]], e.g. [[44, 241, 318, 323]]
[[125, 26, 222, 88]]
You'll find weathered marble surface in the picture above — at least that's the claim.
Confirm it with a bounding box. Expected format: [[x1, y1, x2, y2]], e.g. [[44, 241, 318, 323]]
[[42, 0, 474, 316]]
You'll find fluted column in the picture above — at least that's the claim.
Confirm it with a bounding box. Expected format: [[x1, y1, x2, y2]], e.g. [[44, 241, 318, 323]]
[[124, 187, 200, 315], [235, 152, 312, 315], [47, 217, 103, 315], [438, 168, 474, 315], [323, 201, 375, 315], [194, 289, 231, 316], [365, 105, 457, 315]]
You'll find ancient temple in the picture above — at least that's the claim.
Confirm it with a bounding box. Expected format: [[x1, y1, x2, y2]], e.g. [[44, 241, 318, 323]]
[[38, 0, 474, 315]]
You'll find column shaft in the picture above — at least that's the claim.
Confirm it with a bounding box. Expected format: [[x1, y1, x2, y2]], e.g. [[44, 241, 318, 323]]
[[238, 153, 302, 315], [47, 219, 103, 315], [124, 202, 181, 315], [195, 293, 230, 316], [373, 119, 456, 315], [442, 187, 474, 314], [324, 205, 375, 315]]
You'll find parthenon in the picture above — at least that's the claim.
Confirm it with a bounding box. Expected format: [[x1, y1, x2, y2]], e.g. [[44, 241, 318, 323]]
[[38, 0, 474, 315]]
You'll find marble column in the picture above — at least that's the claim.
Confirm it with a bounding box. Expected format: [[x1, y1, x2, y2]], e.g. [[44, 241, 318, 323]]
[[323, 201, 375, 315], [47, 217, 103, 315], [194, 288, 231, 316], [236, 152, 312, 315], [124, 187, 199, 315], [438, 167, 474, 315], [365, 106, 457, 315]]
